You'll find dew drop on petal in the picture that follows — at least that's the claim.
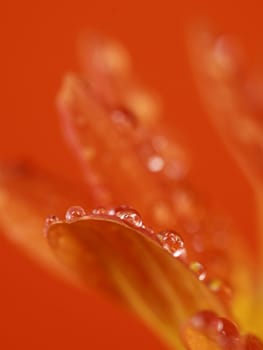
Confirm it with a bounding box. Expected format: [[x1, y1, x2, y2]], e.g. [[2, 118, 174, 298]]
[[147, 155, 165, 172], [190, 310, 218, 329], [208, 278, 223, 291], [189, 261, 207, 281], [215, 317, 240, 347], [45, 215, 60, 226], [157, 230, 185, 258], [65, 206, 86, 222], [144, 225, 155, 235], [44, 215, 60, 236], [207, 279, 233, 302], [92, 207, 108, 215], [107, 208, 116, 216], [116, 208, 143, 227], [190, 310, 241, 349]]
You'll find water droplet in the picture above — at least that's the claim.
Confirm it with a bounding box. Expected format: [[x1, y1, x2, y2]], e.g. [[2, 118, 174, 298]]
[[44, 215, 60, 236], [107, 208, 116, 216], [157, 231, 185, 258], [190, 310, 218, 329], [116, 209, 143, 227], [65, 206, 86, 222], [189, 261, 207, 281], [208, 278, 223, 292], [190, 310, 240, 348], [216, 317, 239, 337], [92, 207, 107, 215], [147, 155, 164, 172], [208, 279, 232, 302], [45, 215, 60, 226], [144, 226, 155, 235]]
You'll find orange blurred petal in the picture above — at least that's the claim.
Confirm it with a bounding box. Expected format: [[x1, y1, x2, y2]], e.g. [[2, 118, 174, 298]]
[[187, 26, 263, 335], [0, 162, 89, 282], [188, 28, 263, 188]]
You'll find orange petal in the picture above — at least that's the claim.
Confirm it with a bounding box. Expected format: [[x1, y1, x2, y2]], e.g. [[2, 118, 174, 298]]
[[57, 73, 189, 229], [56, 39, 260, 338], [46, 209, 229, 350], [0, 162, 90, 282], [78, 35, 161, 126], [187, 26, 263, 335], [188, 27, 263, 188], [181, 310, 263, 350]]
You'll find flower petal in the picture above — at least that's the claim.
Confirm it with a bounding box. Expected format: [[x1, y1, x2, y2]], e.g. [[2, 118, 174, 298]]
[[187, 28, 263, 188], [77, 35, 161, 126], [0, 162, 89, 282], [46, 211, 229, 350], [181, 310, 263, 350], [187, 27, 263, 335], [57, 39, 256, 333]]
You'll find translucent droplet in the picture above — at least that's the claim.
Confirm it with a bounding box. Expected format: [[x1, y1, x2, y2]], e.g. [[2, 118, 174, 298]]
[[65, 206, 86, 222], [116, 209, 143, 228], [190, 310, 240, 348], [44, 215, 60, 236], [208, 278, 223, 292], [107, 208, 116, 216], [208, 279, 232, 302], [157, 231, 185, 258], [92, 207, 107, 215], [189, 261, 207, 281], [45, 215, 60, 227], [144, 226, 155, 235], [190, 310, 218, 329], [147, 155, 164, 172]]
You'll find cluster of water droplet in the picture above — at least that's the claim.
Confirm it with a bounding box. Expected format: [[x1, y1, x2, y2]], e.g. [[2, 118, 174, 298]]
[[188, 310, 240, 349], [186, 310, 263, 349], [44, 205, 149, 232], [43, 205, 229, 298]]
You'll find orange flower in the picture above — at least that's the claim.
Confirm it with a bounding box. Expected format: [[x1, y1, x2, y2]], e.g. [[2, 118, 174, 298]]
[[0, 30, 262, 349]]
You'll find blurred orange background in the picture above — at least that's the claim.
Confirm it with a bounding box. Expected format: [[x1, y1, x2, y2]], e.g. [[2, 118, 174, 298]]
[[2, 1, 262, 349]]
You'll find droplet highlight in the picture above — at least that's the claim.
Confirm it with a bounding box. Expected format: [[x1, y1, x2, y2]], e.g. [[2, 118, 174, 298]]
[[189, 310, 240, 349], [44, 215, 60, 236], [157, 230, 185, 258], [189, 261, 207, 281], [147, 155, 164, 172], [207, 278, 232, 302], [45, 215, 60, 226], [65, 206, 86, 222], [92, 207, 108, 215], [116, 208, 143, 227]]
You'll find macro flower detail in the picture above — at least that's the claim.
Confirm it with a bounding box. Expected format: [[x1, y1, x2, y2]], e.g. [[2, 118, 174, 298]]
[[0, 30, 262, 349]]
